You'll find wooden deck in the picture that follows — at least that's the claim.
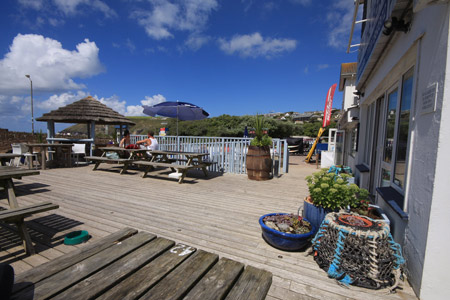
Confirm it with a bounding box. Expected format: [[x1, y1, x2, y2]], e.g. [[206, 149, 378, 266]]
[[0, 156, 417, 300]]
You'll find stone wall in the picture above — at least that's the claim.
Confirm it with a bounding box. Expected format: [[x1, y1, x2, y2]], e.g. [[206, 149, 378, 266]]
[[1, 128, 113, 153], [0, 129, 39, 153]]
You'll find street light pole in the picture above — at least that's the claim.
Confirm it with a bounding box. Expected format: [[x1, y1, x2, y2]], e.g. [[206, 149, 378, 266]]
[[25, 74, 34, 134]]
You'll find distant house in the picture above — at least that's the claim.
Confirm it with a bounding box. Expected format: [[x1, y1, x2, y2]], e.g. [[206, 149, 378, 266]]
[[292, 112, 314, 123], [347, 0, 450, 298]]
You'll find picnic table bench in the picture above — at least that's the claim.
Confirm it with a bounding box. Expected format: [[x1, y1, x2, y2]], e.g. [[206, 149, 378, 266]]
[[132, 161, 197, 183], [85, 156, 137, 174], [133, 150, 211, 183], [0, 167, 59, 255], [85, 147, 149, 174], [11, 227, 272, 300]]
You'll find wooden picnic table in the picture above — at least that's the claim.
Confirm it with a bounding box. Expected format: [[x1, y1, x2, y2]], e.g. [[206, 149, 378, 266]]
[[85, 147, 150, 174], [11, 227, 272, 300], [26, 143, 74, 170], [0, 166, 58, 255], [0, 153, 22, 166], [134, 150, 211, 183]]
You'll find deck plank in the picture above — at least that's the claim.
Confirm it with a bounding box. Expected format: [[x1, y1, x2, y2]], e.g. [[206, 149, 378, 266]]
[[0, 157, 418, 300], [97, 243, 196, 300], [140, 250, 218, 300]]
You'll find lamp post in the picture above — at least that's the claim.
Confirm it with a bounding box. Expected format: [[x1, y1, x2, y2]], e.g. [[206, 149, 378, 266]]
[[25, 74, 34, 134]]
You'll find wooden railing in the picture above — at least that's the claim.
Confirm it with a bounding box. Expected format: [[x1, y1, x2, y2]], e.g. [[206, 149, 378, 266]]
[[131, 135, 289, 175]]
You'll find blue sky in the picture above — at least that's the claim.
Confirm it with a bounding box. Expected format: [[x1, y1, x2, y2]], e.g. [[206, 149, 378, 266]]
[[0, 0, 361, 132]]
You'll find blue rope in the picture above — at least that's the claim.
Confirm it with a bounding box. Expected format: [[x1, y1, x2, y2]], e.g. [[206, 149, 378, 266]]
[[388, 233, 406, 268], [327, 230, 346, 279]]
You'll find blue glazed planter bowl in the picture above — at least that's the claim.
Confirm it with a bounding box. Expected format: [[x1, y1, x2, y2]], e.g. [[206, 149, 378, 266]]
[[259, 213, 316, 251]]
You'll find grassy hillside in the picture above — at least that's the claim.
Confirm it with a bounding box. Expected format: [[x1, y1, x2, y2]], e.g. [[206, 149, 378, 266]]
[[61, 114, 339, 138]]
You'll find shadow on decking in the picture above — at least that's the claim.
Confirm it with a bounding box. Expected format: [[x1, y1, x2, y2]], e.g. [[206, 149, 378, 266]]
[[13, 182, 51, 197], [91, 165, 224, 184], [0, 214, 84, 264]]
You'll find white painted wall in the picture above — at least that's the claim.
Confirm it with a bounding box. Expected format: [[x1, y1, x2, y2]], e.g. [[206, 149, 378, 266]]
[[343, 79, 357, 111], [419, 5, 450, 299], [357, 3, 450, 298]]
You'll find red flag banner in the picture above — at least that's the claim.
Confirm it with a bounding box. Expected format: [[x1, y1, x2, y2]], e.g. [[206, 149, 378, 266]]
[[322, 83, 337, 128]]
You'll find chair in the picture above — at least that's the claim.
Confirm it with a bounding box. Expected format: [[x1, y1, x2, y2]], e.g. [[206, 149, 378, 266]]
[[71, 143, 86, 166], [11, 144, 38, 169]]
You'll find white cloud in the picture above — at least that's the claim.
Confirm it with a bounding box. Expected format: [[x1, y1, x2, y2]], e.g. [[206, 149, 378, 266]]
[[184, 34, 210, 51], [218, 32, 297, 58], [326, 0, 361, 49], [52, 0, 117, 18], [48, 18, 65, 27], [241, 0, 253, 12], [37, 91, 88, 110], [132, 0, 218, 41], [98, 94, 167, 116], [141, 94, 166, 106], [0, 34, 104, 95], [317, 64, 329, 70], [18, 0, 44, 10], [289, 0, 311, 5], [126, 39, 136, 53], [18, 0, 116, 19], [0, 95, 29, 119]]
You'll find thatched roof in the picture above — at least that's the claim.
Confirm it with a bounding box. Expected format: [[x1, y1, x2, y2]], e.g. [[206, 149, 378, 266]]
[[36, 96, 135, 126]]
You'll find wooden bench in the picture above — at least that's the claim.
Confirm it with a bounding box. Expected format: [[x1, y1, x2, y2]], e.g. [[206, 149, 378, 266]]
[[0, 202, 59, 255], [132, 161, 197, 184], [11, 228, 272, 300], [85, 156, 136, 174]]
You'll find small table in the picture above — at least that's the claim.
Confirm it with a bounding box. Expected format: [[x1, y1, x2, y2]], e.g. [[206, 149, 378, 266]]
[[11, 228, 272, 299], [0, 153, 22, 166], [26, 144, 74, 170]]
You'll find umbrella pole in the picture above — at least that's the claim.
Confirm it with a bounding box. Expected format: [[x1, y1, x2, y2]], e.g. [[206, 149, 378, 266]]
[[176, 101, 179, 151]]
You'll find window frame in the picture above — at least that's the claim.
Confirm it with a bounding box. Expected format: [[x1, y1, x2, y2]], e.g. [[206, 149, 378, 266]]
[[379, 66, 415, 198]]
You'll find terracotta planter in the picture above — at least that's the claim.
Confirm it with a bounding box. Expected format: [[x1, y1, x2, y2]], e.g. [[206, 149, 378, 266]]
[[246, 146, 272, 181]]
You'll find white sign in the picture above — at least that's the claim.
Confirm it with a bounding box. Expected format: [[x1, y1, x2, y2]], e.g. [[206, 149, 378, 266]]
[[421, 83, 438, 115]]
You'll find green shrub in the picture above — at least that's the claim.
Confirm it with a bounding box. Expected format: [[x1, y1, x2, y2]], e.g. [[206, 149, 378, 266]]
[[305, 169, 369, 210], [250, 114, 272, 147]]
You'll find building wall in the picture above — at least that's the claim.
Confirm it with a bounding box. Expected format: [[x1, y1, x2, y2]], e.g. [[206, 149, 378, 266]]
[[343, 81, 356, 111], [418, 4, 450, 299], [357, 4, 450, 298]]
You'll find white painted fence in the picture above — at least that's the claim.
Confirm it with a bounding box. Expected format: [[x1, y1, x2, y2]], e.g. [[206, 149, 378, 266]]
[[131, 135, 289, 175]]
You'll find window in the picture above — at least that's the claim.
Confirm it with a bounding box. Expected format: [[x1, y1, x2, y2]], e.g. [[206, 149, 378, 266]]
[[394, 68, 414, 188], [379, 67, 414, 201], [383, 89, 397, 164]]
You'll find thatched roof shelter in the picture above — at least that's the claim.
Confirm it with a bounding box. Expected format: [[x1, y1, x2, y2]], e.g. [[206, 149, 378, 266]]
[[36, 96, 135, 126], [36, 96, 135, 154]]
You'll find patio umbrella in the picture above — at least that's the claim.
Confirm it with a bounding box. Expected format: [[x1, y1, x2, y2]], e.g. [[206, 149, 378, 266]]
[[143, 101, 209, 136]]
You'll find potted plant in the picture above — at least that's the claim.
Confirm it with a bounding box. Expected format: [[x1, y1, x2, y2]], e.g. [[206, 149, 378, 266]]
[[349, 198, 391, 225], [246, 114, 273, 181], [259, 213, 315, 251], [304, 169, 368, 232]]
